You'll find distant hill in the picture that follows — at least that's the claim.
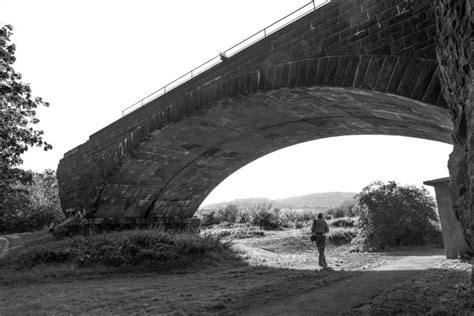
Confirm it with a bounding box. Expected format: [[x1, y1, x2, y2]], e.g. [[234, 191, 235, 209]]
[[200, 192, 356, 211], [201, 198, 273, 211], [274, 192, 356, 209]]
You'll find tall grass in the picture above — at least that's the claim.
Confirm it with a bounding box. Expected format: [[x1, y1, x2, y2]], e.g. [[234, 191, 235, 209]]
[[1, 229, 238, 270]]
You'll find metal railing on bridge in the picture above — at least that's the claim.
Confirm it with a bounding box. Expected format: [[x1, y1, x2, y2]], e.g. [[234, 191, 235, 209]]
[[121, 0, 330, 117]]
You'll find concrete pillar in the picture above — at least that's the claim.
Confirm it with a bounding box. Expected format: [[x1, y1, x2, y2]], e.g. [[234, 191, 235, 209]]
[[424, 177, 472, 259]]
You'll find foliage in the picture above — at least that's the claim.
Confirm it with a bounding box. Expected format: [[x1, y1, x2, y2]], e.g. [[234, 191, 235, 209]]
[[329, 217, 355, 228], [0, 24, 52, 217], [327, 198, 361, 218], [252, 208, 284, 230], [198, 204, 321, 230], [218, 204, 239, 223], [200, 211, 220, 227], [326, 206, 345, 218], [327, 229, 357, 245], [354, 181, 439, 251], [0, 170, 64, 234], [204, 224, 265, 239], [3, 229, 236, 269]]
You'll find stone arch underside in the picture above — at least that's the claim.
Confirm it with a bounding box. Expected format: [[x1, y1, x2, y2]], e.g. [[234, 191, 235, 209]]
[[91, 86, 452, 220]]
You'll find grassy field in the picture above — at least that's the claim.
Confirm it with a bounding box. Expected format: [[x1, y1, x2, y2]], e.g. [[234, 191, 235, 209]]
[[0, 221, 471, 314]]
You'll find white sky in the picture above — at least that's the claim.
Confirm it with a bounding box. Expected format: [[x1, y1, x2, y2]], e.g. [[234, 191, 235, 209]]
[[1, 0, 452, 206]]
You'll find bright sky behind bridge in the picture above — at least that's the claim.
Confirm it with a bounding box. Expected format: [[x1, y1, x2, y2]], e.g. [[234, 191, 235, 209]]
[[1, 0, 452, 205]]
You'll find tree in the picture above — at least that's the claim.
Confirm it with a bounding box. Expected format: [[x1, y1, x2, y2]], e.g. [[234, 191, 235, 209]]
[[354, 181, 439, 251], [0, 24, 52, 212], [0, 170, 64, 233]]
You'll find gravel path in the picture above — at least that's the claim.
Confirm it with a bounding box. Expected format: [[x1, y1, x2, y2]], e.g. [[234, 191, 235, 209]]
[[243, 248, 446, 315]]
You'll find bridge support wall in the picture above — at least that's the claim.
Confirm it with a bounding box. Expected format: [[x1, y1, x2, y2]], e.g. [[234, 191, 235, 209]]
[[424, 177, 472, 258]]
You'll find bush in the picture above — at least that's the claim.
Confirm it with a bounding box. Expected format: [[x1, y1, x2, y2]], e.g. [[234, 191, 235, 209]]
[[218, 204, 239, 224], [327, 198, 360, 219], [327, 207, 345, 218], [327, 229, 357, 245], [5, 229, 235, 269], [252, 208, 283, 230], [200, 211, 220, 227], [279, 209, 318, 229], [198, 204, 241, 226], [330, 217, 356, 228], [354, 181, 439, 251]]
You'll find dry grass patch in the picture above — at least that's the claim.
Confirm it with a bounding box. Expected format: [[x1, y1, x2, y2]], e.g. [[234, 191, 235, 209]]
[[349, 259, 473, 315]]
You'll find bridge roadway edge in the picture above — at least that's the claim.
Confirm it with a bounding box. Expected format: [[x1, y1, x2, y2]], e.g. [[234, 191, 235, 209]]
[[57, 0, 447, 228]]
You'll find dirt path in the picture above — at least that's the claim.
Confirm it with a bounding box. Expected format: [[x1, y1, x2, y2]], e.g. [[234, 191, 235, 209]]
[[244, 248, 446, 315]]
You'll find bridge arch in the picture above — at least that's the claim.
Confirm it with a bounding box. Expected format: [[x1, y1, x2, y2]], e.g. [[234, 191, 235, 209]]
[[57, 0, 453, 228], [87, 80, 451, 220]]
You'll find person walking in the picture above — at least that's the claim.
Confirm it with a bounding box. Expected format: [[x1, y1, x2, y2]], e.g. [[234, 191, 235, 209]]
[[311, 213, 329, 268]]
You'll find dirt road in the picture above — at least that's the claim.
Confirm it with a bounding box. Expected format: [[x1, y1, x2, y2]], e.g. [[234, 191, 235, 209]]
[[245, 248, 446, 315]]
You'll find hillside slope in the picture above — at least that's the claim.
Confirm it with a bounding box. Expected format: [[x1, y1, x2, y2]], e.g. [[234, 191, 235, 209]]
[[201, 192, 355, 210], [274, 192, 355, 209]]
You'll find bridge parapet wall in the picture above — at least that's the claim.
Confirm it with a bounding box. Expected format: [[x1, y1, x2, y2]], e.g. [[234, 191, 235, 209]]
[[57, 0, 441, 213]]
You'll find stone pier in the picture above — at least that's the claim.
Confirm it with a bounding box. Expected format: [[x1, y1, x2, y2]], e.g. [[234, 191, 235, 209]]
[[424, 177, 471, 259]]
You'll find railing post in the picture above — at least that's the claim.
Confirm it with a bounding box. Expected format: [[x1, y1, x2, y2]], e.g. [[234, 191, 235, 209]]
[[312, 0, 315, 9], [264, 28, 267, 37]]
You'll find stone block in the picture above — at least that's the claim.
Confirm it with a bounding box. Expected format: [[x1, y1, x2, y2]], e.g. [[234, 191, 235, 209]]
[[353, 55, 371, 88], [342, 55, 360, 87], [322, 56, 339, 86], [386, 56, 410, 94], [303, 59, 316, 87], [315, 57, 328, 85], [362, 55, 385, 90], [397, 58, 424, 97], [410, 60, 437, 101], [264, 67, 275, 90], [296, 60, 310, 87], [422, 70, 442, 105], [273, 64, 282, 89], [333, 56, 349, 86], [375, 56, 398, 92]]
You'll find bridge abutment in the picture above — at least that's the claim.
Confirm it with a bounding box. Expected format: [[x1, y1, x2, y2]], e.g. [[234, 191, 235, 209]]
[[424, 177, 471, 258]]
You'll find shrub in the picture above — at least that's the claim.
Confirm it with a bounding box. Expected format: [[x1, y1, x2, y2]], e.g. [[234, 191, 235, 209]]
[[354, 181, 439, 251], [327, 207, 345, 218], [252, 208, 283, 230], [338, 198, 361, 217], [327, 229, 357, 245], [5, 229, 236, 269], [200, 211, 220, 227], [218, 204, 239, 224], [330, 217, 356, 228]]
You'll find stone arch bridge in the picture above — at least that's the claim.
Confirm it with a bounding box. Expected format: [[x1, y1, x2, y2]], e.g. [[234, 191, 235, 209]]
[[57, 0, 472, 247]]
